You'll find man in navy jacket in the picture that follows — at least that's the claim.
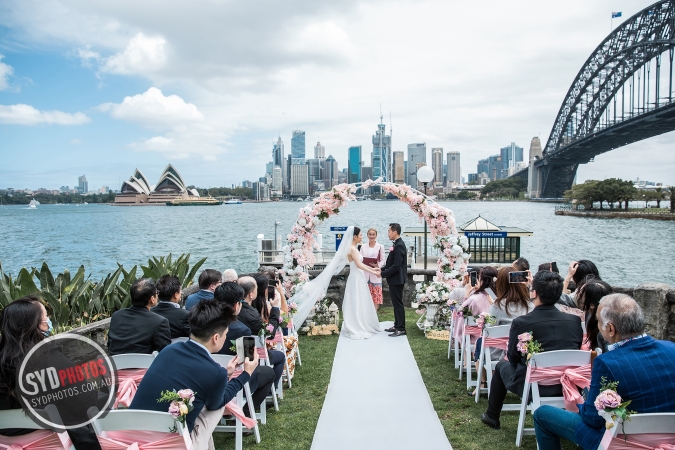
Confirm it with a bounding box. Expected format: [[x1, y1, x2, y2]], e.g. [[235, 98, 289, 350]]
[[185, 269, 222, 310], [130, 300, 257, 449], [533, 294, 675, 450]]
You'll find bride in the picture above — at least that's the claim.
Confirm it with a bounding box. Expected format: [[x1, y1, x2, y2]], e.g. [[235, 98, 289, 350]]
[[290, 226, 383, 339]]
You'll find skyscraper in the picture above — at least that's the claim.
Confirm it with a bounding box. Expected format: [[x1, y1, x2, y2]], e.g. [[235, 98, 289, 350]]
[[307, 158, 323, 192], [291, 130, 306, 162], [323, 155, 338, 189], [393, 151, 405, 184], [431, 148, 443, 187], [78, 174, 88, 194], [314, 141, 325, 159], [265, 161, 274, 176], [500, 142, 524, 178], [291, 163, 309, 196], [447, 151, 461, 185], [272, 137, 286, 190], [272, 166, 283, 196], [372, 116, 392, 182], [407, 143, 426, 188], [348, 146, 362, 183]]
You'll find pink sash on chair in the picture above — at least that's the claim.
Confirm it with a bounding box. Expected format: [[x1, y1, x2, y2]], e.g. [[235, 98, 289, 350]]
[[464, 325, 482, 338], [0, 429, 73, 450], [581, 334, 591, 351], [225, 368, 257, 429], [98, 430, 192, 450], [526, 364, 592, 412], [114, 369, 148, 409], [483, 337, 509, 351], [256, 348, 268, 360], [270, 330, 284, 346], [599, 429, 675, 450]]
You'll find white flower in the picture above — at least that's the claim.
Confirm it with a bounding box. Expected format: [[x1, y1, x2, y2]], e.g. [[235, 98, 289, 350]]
[[448, 236, 459, 245], [303, 206, 312, 214], [298, 218, 307, 227], [312, 217, 320, 225], [463, 253, 471, 260], [450, 245, 463, 256], [459, 236, 469, 248], [297, 236, 304, 244]]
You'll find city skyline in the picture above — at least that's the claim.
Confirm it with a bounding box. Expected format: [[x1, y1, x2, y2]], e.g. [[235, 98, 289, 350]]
[[0, 0, 673, 189]]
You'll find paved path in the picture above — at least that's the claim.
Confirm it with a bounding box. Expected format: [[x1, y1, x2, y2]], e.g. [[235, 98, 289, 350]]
[[311, 321, 453, 450]]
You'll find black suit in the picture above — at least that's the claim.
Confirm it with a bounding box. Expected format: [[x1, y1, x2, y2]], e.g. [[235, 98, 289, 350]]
[[486, 304, 583, 419], [107, 305, 171, 356], [151, 301, 190, 339], [380, 237, 407, 331]]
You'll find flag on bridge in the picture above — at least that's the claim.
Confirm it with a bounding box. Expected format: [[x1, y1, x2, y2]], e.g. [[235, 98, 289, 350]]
[[611, 12, 622, 18]]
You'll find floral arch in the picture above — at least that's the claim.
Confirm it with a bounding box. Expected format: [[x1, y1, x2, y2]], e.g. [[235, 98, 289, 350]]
[[280, 179, 471, 297]]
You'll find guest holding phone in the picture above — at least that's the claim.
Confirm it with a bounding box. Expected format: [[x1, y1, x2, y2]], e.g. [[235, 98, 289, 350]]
[[359, 228, 386, 310]]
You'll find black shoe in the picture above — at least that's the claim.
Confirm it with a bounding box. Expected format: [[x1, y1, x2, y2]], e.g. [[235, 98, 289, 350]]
[[388, 330, 407, 337], [384, 326, 396, 333], [480, 413, 500, 430]]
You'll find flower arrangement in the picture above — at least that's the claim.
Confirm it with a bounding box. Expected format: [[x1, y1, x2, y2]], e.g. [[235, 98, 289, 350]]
[[288, 301, 298, 315], [475, 312, 496, 329], [259, 323, 275, 339], [280, 179, 470, 300], [595, 378, 634, 431], [157, 389, 195, 432], [416, 281, 452, 305], [517, 331, 543, 361]]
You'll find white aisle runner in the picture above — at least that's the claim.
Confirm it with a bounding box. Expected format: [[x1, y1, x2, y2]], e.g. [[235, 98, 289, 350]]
[[311, 321, 453, 450]]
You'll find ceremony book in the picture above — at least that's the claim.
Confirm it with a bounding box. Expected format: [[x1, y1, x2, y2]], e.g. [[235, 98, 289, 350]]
[[362, 257, 379, 267]]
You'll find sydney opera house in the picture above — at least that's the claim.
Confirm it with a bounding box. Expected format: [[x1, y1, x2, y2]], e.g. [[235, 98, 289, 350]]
[[113, 164, 200, 205]]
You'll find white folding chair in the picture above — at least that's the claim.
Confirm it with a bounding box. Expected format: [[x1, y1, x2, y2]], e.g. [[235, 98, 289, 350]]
[[288, 317, 302, 366], [598, 413, 675, 450], [447, 311, 456, 360], [172, 337, 190, 344], [111, 353, 156, 370], [515, 350, 592, 447], [254, 336, 279, 423], [211, 354, 260, 446], [90, 409, 192, 450], [462, 317, 481, 388], [0, 408, 75, 450], [474, 324, 511, 403]]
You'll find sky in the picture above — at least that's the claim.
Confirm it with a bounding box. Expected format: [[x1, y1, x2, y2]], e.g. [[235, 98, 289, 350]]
[[0, 0, 673, 191]]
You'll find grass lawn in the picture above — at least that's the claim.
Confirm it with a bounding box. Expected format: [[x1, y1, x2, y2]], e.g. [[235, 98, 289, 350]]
[[214, 307, 578, 449]]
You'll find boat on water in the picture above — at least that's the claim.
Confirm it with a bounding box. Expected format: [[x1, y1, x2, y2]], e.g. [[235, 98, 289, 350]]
[[165, 196, 223, 206], [224, 199, 242, 205], [28, 199, 39, 209]]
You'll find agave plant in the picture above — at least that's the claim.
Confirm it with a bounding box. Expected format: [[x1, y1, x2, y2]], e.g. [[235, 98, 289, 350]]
[[0, 263, 41, 307], [141, 253, 206, 288]]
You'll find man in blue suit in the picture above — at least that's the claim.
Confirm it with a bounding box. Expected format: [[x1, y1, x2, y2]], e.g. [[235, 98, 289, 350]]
[[185, 269, 222, 310], [534, 293, 675, 450], [130, 299, 257, 450]]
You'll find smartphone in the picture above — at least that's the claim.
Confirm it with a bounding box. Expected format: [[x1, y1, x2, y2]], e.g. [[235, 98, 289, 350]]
[[243, 336, 255, 362], [551, 262, 559, 273], [470, 271, 478, 287], [267, 285, 276, 300], [509, 271, 528, 283]]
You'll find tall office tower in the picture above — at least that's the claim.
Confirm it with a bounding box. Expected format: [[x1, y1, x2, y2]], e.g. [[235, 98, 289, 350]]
[[307, 158, 322, 192], [286, 155, 292, 191], [361, 166, 373, 182], [415, 162, 428, 190], [477, 158, 489, 175], [78, 174, 88, 194], [447, 151, 461, 185], [348, 146, 362, 183], [404, 161, 408, 184], [314, 141, 325, 159], [407, 143, 426, 188], [291, 130, 306, 162], [272, 166, 283, 196], [431, 148, 443, 187], [272, 137, 286, 190], [291, 163, 309, 196], [393, 151, 405, 184], [527, 137, 543, 198], [323, 155, 338, 189], [488, 155, 501, 181], [500, 142, 524, 178], [265, 161, 274, 176], [372, 116, 392, 182]]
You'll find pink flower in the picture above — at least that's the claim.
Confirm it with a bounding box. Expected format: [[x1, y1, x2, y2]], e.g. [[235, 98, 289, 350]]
[[266, 324, 275, 332], [389, 246, 394, 252], [595, 390, 622, 410], [516, 342, 528, 354], [168, 401, 181, 418], [177, 389, 194, 401], [518, 332, 532, 342]]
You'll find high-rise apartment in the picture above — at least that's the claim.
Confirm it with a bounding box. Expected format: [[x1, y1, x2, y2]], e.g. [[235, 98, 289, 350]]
[[78, 174, 88, 194], [393, 151, 405, 184], [314, 141, 325, 159], [291, 163, 309, 196], [407, 143, 426, 188], [323, 155, 338, 189], [372, 117, 392, 182], [291, 130, 306, 162], [348, 146, 362, 183], [431, 148, 443, 187], [447, 151, 461, 185]]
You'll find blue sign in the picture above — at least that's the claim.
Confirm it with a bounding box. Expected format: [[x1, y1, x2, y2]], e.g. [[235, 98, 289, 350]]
[[330, 226, 348, 231], [331, 226, 348, 250], [465, 231, 507, 238]]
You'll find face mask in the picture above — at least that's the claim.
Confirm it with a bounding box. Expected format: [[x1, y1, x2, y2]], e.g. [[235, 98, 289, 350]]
[[43, 317, 53, 337]]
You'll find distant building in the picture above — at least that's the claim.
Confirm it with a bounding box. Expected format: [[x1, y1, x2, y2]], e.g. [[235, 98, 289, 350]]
[[252, 181, 269, 201], [468, 173, 478, 183], [407, 143, 426, 188], [372, 118, 392, 183], [447, 151, 461, 185], [272, 137, 286, 191], [415, 162, 428, 190], [291, 163, 309, 196], [527, 137, 543, 198], [393, 151, 405, 184], [361, 166, 373, 181], [272, 166, 283, 196], [314, 141, 325, 159], [115, 165, 198, 205], [348, 146, 362, 183], [500, 142, 524, 179], [265, 162, 274, 176], [338, 170, 347, 184], [431, 148, 443, 187], [291, 130, 306, 162], [307, 158, 323, 193], [323, 155, 339, 189], [60, 186, 70, 193], [100, 186, 110, 194], [242, 180, 253, 188], [78, 175, 88, 194]]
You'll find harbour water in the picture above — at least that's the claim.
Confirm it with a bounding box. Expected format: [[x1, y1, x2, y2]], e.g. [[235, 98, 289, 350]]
[[0, 201, 673, 287]]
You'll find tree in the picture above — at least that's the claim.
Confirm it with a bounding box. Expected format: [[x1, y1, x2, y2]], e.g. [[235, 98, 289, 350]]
[[457, 190, 477, 200], [564, 180, 600, 209], [480, 178, 527, 199], [668, 187, 675, 213], [653, 187, 666, 209]]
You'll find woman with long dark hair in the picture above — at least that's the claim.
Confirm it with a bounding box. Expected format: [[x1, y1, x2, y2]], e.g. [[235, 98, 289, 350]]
[[252, 273, 281, 330], [563, 259, 600, 299], [577, 278, 613, 352]]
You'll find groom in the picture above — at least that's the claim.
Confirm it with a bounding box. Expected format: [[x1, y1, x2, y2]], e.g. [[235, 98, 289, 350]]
[[380, 223, 408, 337]]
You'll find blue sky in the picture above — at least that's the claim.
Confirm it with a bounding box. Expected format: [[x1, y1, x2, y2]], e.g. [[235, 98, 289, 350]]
[[1, 0, 673, 191]]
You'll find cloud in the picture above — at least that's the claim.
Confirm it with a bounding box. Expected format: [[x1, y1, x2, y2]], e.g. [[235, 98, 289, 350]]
[[101, 33, 167, 75], [0, 55, 14, 90], [70, 138, 82, 144], [0, 104, 90, 125], [99, 87, 204, 127]]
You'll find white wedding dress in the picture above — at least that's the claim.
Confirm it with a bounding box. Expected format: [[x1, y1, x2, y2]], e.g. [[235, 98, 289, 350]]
[[341, 251, 382, 339]]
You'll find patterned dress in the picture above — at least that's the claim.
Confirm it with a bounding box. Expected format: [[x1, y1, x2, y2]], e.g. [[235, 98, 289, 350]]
[[359, 242, 385, 305]]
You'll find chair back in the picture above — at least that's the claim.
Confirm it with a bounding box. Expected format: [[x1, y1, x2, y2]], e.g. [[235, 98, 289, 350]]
[[0, 408, 74, 450], [92, 410, 184, 435], [171, 337, 189, 344], [465, 316, 478, 326], [111, 353, 156, 370], [211, 354, 236, 368], [0, 408, 49, 429], [599, 413, 675, 450], [527, 350, 591, 370], [484, 324, 511, 339]]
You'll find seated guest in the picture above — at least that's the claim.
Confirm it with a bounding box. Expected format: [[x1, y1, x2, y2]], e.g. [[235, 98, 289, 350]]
[[108, 279, 171, 355], [185, 269, 222, 310], [453, 267, 497, 345], [533, 294, 675, 450], [237, 276, 286, 388], [152, 274, 190, 339], [563, 259, 600, 299], [213, 282, 275, 414], [481, 271, 583, 430], [222, 268, 238, 283], [538, 262, 580, 310], [131, 300, 257, 450], [512, 257, 529, 272], [577, 278, 612, 353], [252, 273, 282, 334]]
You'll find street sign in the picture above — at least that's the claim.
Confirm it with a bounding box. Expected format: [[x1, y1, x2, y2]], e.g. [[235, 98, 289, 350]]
[[330, 226, 348, 231], [331, 226, 348, 250], [465, 231, 507, 238]]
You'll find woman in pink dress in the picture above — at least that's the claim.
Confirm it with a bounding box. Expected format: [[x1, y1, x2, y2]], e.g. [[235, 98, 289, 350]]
[[359, 228, 386, 310]]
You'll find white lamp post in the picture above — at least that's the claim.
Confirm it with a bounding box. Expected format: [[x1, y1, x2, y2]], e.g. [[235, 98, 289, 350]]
[[416, 166, 435, 269]]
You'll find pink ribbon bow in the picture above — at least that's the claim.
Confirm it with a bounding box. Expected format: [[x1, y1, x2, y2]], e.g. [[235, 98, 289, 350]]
[[483, 337, 509, 351], [527, 364, 591, 412], [114, 369, 148, 409], [227, 369, 257, 429], [464, 325, 483, 337], [0, 429, 72, 450], [99, 430, 192, 449], [599, 429, 675, 450]]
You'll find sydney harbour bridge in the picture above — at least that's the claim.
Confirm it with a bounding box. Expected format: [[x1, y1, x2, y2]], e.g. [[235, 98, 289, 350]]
[[513, 0, 675, 198]]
